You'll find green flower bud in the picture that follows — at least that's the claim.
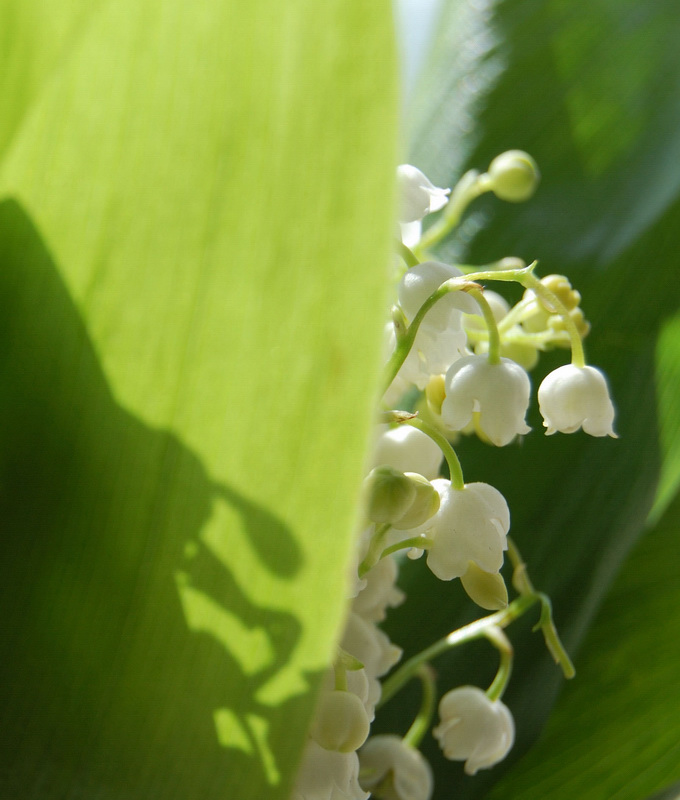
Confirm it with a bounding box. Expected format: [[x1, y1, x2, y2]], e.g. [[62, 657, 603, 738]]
[[487, 150, 540, 202], [392, 473, 440, 530], [364, 466, 417, 524], [548, 307, 590, 340], [460, 562, 508, 610], [540, 274, 581, 311]]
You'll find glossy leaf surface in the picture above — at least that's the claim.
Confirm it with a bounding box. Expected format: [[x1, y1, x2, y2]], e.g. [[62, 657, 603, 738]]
[[376, 1, 680, 798]]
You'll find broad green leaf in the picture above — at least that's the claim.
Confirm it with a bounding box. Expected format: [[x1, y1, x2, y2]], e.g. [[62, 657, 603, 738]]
[[0, 2, 397, 799], [375, 1, 680, 797], [0, 1, 95, 157], [488, 488, 680, 800]]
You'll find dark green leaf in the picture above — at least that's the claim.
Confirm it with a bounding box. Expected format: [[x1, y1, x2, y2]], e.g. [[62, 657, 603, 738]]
[[376, 1, 680, 797]]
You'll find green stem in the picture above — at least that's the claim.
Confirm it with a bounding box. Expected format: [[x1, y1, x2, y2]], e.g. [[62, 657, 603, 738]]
[[334, 661, 347, 691], [496, 294, 536, 333], [464, 262, 535, 284], [507, 537, 575, 678], [358, 523, 391, 578], [378, 593, 538, 707], [380, 536, 434, 560], [465, 326, 569, 350], [414, 170, 490, 257], [519, 272, 586, 368], [468, 287, 501, 364], [382, 276, 473, 395], [401, 415, 465, 490], [484, 627, 513, 701], [403, 664, 437, 748], [396, 241, 420, 268]]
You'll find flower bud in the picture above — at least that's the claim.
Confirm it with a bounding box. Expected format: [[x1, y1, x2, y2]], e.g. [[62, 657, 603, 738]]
[[391, 473, 440, 530], [487, 150, 540, 202], [540, 274, 581, 311], [460, 561, 508, 610], [309, 689, 371, 753], [433, 686, 514, 775], [364, 467, 417, 524], [548, 307, 591, 340]]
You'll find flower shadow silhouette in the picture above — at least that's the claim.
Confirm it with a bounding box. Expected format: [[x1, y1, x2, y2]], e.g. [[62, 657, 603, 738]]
[[0, 199, 308, 799]]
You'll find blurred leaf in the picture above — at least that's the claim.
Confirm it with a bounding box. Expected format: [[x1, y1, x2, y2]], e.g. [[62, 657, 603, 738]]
[[0, 2, 396, 799], [376, 0, 680, 797], [488, 487, 680, 800]]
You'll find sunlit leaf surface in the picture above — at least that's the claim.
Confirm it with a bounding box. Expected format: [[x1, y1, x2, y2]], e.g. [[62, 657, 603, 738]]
[[0, 2, 397, 798]]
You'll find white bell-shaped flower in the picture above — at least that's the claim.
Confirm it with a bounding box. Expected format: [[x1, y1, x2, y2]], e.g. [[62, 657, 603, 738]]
[[372, 425, 443, 481], [400, 219, 422, 248], [397, 165, 450, 223], [385, 320, 468, 392], [405, 479, 509, 581], [433, 686, 514, 775], [292, 739, 369, 800], [441, 355, 531, 446], [359, 735, 433, 800], [352, 555, 405, 623], [398, 261, 476, 332], [537, 364, 616, 437], [341, 612, 402, 679]]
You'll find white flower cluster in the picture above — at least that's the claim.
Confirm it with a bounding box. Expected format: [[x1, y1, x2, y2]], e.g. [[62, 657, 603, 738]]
[[293, 155, 616, 800]]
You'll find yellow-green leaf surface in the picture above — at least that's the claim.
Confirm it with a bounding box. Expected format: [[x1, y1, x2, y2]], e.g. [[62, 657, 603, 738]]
[[0, 3, 397, 798]]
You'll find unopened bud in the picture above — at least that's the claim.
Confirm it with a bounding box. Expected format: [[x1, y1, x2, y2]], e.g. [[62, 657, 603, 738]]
[[364, 467, 416, 524], [540, 274, 581, 311], [487, 150, 540, 202], [392, 473, 440, 529], [460, 562, 508, 610], [548, 307, 590, 340], [309, 690, 370, 753]]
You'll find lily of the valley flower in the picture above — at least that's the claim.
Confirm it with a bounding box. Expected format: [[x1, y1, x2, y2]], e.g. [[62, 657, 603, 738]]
[[292, 739, 369, 800], [372, 425, 443, 482], [359, 735, 433, 800], [398, 261, 476, 332], [537, 364, 616, 437], [441, 355, 531, 446], [433, 686, 514, 775], [397, 165, 450, 223], [400, 479, 509, 581]]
